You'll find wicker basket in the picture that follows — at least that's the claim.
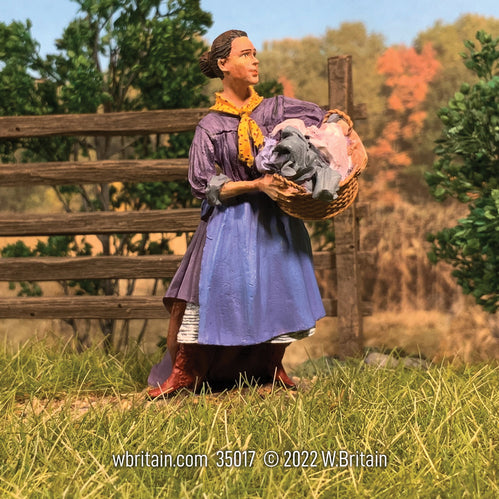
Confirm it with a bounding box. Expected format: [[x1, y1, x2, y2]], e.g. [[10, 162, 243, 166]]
[[275, 109, 367, 221]]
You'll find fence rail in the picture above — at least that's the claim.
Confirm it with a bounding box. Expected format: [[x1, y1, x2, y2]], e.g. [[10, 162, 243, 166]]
[[0, 297, 372, 320], [0, 209, 201, 237], [0, 159, 189, 186], [0, 251, 371, 281], [0, 109, 207, 138]]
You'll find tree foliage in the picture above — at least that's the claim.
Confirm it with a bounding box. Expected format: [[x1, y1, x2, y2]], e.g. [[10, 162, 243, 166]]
[[366, 43, 441, 201], [0, 20, 43, 116], [40, 0, 212, 114], [0, 20, 47, 162], [426, 30, 499, 313]]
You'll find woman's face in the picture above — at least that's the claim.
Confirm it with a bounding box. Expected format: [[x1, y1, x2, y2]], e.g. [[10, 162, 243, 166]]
[[218, 36, 259, 85]]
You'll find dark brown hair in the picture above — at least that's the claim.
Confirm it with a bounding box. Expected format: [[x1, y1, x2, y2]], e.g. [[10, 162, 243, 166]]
[[199, 29, 248, 79]]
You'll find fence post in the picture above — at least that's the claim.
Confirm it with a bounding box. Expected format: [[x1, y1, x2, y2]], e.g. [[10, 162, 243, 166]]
[[328, 55, 364, 358]]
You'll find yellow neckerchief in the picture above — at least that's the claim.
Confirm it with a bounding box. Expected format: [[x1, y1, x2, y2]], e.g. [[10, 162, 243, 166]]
[[210, 87, 264, 167]]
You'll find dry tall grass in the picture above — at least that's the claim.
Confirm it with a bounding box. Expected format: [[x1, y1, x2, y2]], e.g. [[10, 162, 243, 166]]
[[357, 194, 499, 363], [361, 198, 464, 311]]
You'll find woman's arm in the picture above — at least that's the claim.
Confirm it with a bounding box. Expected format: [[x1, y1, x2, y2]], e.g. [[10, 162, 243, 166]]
[[219, 174, 301, 203], [218, 179, 260, 201]]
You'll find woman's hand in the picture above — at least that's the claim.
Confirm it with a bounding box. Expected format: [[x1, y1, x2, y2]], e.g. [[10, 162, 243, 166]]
[[257, 174, 302, 203], [218, 174, 302, 203]]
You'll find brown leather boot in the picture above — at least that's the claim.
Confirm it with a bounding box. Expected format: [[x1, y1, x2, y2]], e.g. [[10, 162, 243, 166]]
[[148, 343, 213, 398], [167, 300, 186, 365], [269, 343, 296, 389]]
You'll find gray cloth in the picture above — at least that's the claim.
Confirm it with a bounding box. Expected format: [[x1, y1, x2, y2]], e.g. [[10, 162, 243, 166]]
[[274, 127, 317, 184], [205, 173, 231, 206], [326, 112, 341, 124], [256, 126, 341, 202], [313, 166, 342, 202]]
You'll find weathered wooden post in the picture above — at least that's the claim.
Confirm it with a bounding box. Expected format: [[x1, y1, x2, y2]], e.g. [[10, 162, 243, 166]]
[[328, 55, 364, 358]]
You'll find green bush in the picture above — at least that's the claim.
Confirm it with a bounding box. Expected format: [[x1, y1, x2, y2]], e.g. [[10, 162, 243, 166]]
[[426, 30, 499, 313]]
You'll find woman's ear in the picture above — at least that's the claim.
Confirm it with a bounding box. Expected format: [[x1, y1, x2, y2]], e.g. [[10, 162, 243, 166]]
[[217, 58, 227, 74]]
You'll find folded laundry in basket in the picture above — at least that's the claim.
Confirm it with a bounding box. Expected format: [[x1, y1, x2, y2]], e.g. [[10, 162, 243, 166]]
[[255, 124, 342, 202]]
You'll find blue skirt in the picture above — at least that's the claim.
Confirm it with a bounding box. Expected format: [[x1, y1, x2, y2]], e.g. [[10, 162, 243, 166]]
[[197, 194, 325, 345]]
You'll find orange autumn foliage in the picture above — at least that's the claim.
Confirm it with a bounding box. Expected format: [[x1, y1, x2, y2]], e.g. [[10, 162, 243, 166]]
[[366, 43, 441, 204], [379, 43, 440, 111]]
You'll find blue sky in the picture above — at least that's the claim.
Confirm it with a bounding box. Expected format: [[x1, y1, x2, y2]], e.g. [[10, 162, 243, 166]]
[[2, 0, 499, 56]]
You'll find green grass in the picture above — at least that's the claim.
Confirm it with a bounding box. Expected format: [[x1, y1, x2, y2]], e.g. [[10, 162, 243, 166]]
[[0, 340, 498, 498]]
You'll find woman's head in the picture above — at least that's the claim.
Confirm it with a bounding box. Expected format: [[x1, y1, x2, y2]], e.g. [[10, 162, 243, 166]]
[[199, 29, 248, 79]]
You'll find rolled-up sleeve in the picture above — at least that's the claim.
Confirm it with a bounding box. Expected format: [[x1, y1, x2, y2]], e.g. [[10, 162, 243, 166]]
[[205, 173, 231, 206]]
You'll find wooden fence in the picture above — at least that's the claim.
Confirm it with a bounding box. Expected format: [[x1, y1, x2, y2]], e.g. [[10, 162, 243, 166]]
[[0, 56, 370, 354]]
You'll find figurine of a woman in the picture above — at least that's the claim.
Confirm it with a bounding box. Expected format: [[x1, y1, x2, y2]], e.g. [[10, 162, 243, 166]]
[[148, 29, 329, 397]]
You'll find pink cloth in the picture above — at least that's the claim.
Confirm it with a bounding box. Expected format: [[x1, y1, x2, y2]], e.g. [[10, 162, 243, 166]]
[[271, 118, 353, 180]]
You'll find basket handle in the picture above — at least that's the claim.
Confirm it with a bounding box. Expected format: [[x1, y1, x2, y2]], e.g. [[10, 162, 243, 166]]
[[323, 109, 354, 130]]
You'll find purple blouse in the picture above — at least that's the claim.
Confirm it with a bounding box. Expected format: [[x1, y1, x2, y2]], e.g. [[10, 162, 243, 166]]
[[188, 96, 326, 200]]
